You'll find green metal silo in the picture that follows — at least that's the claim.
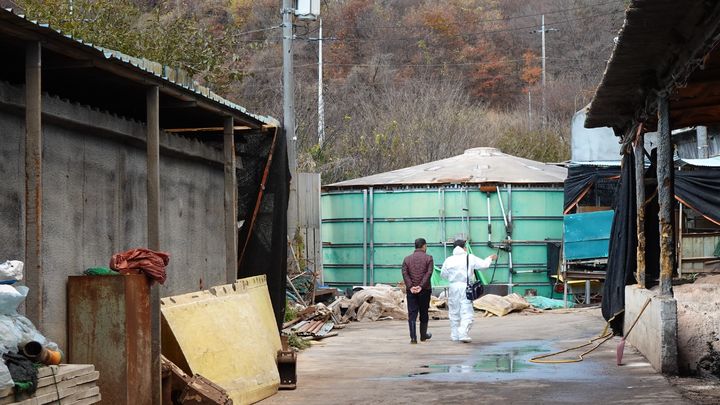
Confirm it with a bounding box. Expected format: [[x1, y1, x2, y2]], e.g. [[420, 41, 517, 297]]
[[321, 147, 567, 298]]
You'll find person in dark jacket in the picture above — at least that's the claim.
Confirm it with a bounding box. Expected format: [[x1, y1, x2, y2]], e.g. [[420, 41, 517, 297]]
[[401, 238, 434, 344]]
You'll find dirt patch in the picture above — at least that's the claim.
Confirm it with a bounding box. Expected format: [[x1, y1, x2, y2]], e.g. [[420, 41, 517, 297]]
[[669, 375, 720, 405], [674, 275, 720, 375]]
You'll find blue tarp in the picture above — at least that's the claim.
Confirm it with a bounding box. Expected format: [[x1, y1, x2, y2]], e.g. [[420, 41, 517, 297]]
[[563, 210, 614, 261]]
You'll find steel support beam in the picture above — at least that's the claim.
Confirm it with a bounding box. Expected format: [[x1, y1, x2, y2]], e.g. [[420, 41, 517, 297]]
[[657, 96, 674, 296], [146, 85, 161, 405], [224, 116, 238, 283], [24, 41, 42, 327], [634, 128, 646, 288]]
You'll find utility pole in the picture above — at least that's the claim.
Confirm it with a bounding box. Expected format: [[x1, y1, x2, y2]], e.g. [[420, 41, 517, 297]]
[[532, 15, 558, 128], [318, 17, 325, 146], [283, 0, 298, 239], [527, 90, 532, 130]]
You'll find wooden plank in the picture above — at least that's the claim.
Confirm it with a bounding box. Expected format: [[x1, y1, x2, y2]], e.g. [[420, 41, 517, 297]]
[[36, 365, 93, 380], [36, 366, 95, 388], [9, 381, 98, 405], [65, 393, 101, 405], [31, 372, 99, 397], [35, 371, 99, 392]]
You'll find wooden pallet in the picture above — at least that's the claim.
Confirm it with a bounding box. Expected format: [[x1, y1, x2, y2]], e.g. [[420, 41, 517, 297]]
[[0, 364, 100, 405]]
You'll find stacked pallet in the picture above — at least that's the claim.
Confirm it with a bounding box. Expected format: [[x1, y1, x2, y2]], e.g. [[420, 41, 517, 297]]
[[0, 364, 100, 405]]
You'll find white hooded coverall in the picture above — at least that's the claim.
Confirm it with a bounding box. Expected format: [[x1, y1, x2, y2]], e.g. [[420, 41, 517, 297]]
[[440, 246, 493, 341]]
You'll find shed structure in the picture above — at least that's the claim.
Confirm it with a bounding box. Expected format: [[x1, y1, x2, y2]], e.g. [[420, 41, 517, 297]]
[[0, 8, 288, 396], [585, 0, 720, 374], [322, 147, 568, 297]]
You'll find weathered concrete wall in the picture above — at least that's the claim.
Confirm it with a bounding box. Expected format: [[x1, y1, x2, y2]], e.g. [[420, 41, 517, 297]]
[[674, 274, 720, 376], [624, 285, 678, 374], [0, 81, 228, 348]]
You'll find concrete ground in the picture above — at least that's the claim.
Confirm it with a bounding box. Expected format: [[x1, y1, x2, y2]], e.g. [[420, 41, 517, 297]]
[[263, 308, 701, 404]]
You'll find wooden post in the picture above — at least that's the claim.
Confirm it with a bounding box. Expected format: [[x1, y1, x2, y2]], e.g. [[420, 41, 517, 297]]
[[634, 128, 646, 288], [223, 116, 237, 283], [24, 41, 42, 327], [656, 96, 674, 296], [146, 85, 161, 405]]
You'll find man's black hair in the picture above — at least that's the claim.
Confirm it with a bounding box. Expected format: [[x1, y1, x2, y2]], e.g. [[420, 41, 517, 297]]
[[414, 238, 427, 249], [453, 239, 466, 248]]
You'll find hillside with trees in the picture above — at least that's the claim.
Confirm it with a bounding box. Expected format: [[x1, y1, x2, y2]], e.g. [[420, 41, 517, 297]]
[[7, 0, 626, 182]]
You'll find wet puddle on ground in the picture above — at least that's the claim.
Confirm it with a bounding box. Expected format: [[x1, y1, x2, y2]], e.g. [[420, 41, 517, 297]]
[[389, 340, 598, 382]]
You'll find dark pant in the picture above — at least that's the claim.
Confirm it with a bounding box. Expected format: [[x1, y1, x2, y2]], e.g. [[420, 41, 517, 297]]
[[407, 289, 431, 323]]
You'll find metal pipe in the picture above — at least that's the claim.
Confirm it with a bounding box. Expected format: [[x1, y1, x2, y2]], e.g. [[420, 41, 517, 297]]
[[146, 84, 161, 405], [24, 41, 43, 328], [634, 128, 646, 288], [508, 184, 512, 226], [496, 186, 508, 228], [464, 187, 471, 240], [657, 95, 675, 296], [369, 187, 374, 286], [362, 189, 368, 286], [224, 116, 237, 283], [442, 188, 447, 257], [678, 203, 683, 277], [486, 191, 492, 246]]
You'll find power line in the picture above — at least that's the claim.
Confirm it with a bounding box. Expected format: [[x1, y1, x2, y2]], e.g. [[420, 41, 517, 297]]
[[234, 5, 623, 44], [324, 9, 625, 43], [235, 56, 606, 74], [233, 25, 281, 36]]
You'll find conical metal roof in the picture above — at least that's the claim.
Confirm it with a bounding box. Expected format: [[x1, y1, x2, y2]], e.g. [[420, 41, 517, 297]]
[[327, 147, 567, 188]]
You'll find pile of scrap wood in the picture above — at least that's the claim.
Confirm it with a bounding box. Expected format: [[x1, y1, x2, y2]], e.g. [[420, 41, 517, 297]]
[[281, 300, 343, 341], [161, 356, 231, 405], [0, 364, 100, 405]]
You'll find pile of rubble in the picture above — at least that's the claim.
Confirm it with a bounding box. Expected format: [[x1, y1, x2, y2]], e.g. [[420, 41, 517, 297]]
[[282, 301, 343, 341]]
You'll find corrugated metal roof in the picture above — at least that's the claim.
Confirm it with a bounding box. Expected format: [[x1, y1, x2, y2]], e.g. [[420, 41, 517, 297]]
[[678, 156, 720, 167], [327, 148, 568, 188], [585, 0, 720, 131], [1, 8, 279, 127]]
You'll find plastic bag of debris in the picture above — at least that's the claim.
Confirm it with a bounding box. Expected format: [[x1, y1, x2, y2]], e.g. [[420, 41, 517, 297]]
[[472, 293, 530, 317], [341, 285, 408, 322], [0, 260, 23, 283], [0, 360, 11, 391], [0, 285, 59, 355]]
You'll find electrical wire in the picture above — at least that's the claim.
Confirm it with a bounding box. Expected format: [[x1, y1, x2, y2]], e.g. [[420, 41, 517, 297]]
[[323, 9, 625, 43]]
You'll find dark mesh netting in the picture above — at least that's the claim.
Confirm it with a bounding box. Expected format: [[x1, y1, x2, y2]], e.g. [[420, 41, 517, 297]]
[[236, 129, 289, 330]]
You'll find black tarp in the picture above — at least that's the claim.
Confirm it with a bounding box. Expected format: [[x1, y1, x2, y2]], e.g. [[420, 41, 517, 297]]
[[563, 166, 621, 212], [236, 129, 290, 330], [675, 168, 720, 226], [601, 153, 660, 332]]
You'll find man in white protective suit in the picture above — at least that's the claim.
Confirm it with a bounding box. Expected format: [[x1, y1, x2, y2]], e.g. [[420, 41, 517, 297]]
[[440, 239, 496, 343]]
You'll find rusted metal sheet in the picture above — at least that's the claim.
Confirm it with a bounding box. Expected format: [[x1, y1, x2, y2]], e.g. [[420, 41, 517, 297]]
[[146, 85, 162, 405], [67, 274, 152, 405]]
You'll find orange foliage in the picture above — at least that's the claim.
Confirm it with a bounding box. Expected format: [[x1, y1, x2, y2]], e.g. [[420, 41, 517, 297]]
[[521, 50, 541, 87]]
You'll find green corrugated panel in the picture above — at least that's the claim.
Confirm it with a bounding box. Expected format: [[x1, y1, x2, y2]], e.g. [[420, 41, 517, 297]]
[[322, 188, 564, 297]]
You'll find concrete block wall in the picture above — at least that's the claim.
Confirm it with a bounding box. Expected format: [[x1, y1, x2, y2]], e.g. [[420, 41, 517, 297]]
[[0, 81, 229, 348], [624, 285, 678, 374]]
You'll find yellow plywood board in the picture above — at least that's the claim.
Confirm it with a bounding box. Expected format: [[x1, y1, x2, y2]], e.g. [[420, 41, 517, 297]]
[[161, 275, 281, 405]]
